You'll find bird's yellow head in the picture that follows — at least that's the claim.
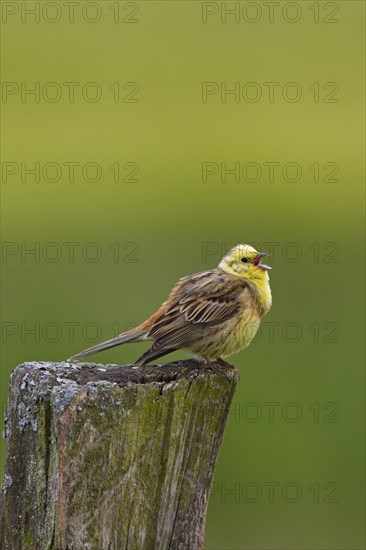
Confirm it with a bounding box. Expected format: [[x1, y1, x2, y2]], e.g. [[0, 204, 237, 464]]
[[218, 244, 272, 282]]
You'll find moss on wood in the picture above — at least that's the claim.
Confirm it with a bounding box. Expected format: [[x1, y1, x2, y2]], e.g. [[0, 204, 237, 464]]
[[0, 360, 238, 550]]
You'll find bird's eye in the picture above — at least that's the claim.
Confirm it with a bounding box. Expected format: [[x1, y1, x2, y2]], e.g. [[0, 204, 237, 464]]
[[241, 258, 248, 263]]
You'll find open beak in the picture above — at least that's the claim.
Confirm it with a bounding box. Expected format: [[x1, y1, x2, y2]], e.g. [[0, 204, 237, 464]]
[[254, 252, 272, 271]]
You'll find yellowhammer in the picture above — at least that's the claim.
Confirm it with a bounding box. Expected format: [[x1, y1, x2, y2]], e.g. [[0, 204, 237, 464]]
[[68, 244, 272, 367]]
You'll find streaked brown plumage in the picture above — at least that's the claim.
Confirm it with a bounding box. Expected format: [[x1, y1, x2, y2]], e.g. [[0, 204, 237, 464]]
[[67, 244, 272, 366]]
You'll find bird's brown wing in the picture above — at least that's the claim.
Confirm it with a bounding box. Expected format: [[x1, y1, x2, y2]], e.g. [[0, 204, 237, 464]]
[[136, 269, 258, 364]]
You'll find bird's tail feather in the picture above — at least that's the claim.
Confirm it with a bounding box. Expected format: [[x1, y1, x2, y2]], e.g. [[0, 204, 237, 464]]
[[135, 345, 176, 366], [67, 329, 145, 362]]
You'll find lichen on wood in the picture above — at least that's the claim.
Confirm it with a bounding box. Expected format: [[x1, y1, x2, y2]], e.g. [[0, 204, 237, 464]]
[[0, 360, 239, 550]]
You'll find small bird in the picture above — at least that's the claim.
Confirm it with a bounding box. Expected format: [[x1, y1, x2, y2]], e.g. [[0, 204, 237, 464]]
[[67, 244, 272, 368]]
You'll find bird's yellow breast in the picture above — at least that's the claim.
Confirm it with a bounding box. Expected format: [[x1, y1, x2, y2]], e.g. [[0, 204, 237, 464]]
[[252, 276, 272, 315], [223, 310, 261, 356], [189, 308, 261, 360]]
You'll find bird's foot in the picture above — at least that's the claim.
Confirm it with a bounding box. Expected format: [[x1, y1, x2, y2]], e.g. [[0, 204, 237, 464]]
[[203, 359, 235, 381], [216, 357, 235, 370]]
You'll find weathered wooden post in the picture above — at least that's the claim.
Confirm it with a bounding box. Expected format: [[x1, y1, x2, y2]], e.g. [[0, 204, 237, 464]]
[[0, 360, 238, 549]]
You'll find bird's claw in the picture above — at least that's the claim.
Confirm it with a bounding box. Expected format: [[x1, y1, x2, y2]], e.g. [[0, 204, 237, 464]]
[[216, 357, 235, 369], [203, 359, 235, 381]]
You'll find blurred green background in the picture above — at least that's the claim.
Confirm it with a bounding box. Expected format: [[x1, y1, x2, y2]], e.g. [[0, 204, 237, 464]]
[[1, 1, 364, 548]]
